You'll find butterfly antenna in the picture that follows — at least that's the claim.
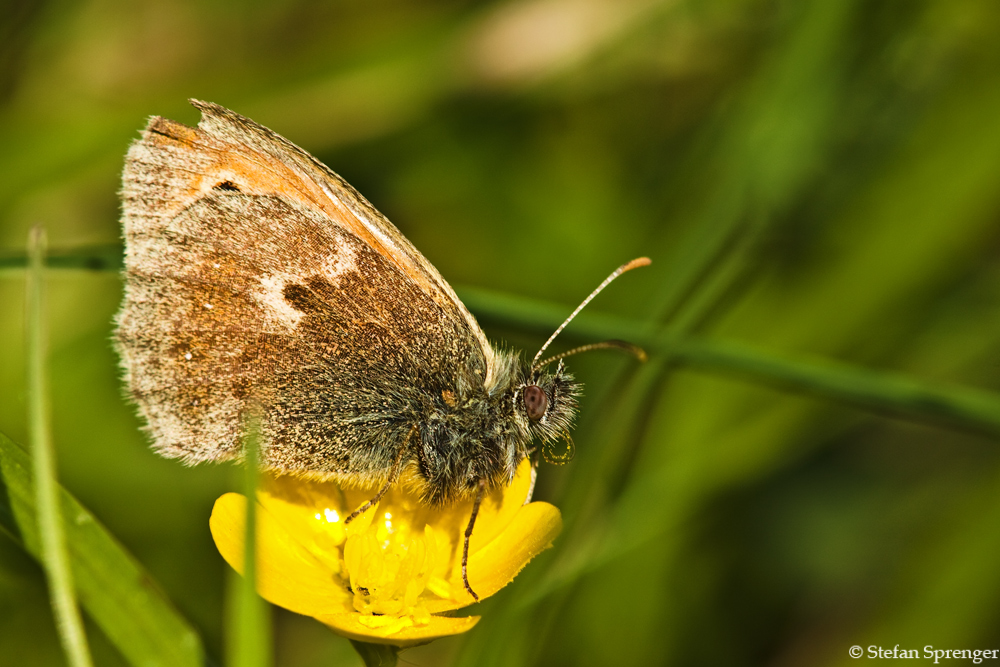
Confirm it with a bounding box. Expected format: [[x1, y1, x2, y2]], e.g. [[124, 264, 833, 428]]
[[535, 339, 647, 370], [531, 257, 651, 371]]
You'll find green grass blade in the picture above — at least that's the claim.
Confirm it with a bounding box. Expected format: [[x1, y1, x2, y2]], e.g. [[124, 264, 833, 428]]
[[645, 0, 857, 327], [228, 410, 272, 667], [0, 243, 124, 271], [26, 226, 95, 667], [0, 432, 205, 667]]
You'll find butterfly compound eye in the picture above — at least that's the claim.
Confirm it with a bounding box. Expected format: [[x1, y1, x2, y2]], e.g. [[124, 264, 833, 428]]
[[523, 385, 548, 421]]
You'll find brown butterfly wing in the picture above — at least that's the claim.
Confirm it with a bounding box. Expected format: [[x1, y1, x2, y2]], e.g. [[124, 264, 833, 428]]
[[115, 101, 493, 482]]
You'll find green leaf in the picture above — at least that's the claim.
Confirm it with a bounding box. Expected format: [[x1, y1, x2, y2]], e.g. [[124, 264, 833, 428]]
[[0, 432, 205, 667]]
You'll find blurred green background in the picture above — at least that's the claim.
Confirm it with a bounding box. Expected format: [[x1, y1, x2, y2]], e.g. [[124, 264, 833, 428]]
[[3, 0, 1000, 665]]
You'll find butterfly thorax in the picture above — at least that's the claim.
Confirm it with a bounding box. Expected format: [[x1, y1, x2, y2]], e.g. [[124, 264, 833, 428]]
[[412, 348, 580, 505]]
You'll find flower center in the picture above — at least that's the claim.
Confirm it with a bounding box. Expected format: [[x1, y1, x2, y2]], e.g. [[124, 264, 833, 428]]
[[340, 511, 454, 625]]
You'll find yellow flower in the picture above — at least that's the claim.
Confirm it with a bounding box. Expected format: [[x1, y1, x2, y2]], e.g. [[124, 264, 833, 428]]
[[209, 459, 561, 646]]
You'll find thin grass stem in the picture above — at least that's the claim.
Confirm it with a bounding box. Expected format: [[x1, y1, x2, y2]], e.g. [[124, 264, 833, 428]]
[[228, 408, 272, 667], [349, 640, 399, 667], [27, 225, 95, 667]]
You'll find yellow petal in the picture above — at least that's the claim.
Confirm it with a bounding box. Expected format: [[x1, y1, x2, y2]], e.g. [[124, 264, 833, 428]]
[[314, 610, 480, 647], [254, 474, 350, 576], [210, 493, 353, 617], [468, 457, 536, 554], [429, 500, 563, 612]]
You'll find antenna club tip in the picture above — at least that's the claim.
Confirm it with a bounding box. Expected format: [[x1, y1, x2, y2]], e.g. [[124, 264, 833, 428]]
[[623, 257, 652, 272]]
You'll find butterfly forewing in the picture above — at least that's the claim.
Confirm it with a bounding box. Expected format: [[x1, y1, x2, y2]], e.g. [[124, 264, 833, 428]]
[[116, 102, 494, 484]]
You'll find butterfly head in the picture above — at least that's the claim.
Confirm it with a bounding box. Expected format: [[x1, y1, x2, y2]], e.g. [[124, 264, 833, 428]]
[[517, 359, 579, 446]]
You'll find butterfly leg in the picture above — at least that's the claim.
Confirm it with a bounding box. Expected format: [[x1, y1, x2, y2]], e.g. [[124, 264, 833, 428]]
[[462, 478, 487, 601], [344, 433, 410, 524], [525, 446, 540, 504]]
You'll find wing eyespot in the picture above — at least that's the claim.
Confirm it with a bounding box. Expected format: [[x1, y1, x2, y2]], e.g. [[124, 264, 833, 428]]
[[212, 181, 241, 192]]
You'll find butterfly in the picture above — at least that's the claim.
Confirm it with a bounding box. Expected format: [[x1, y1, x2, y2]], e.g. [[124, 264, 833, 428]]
[[114, 100, 648, 599]]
